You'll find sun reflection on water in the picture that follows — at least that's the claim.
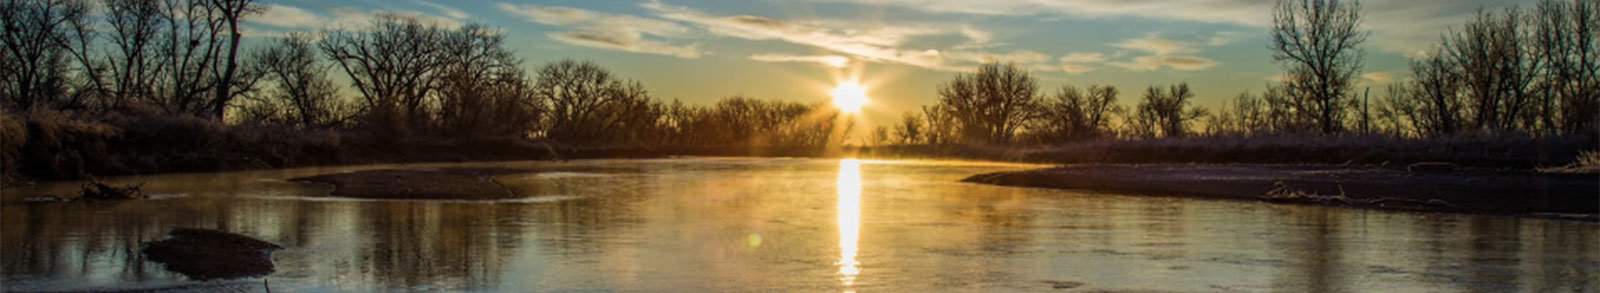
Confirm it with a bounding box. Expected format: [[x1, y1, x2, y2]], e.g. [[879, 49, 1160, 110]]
[[836, 159, 862, 289]]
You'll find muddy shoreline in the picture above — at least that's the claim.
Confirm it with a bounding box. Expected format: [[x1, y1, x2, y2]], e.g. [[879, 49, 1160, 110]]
[[963, 164, 1599, 220]]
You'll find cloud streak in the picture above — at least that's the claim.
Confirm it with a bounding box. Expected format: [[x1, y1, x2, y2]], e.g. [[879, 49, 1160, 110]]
[[415, 0, 468, 19], [1109, 55, 1219, 71], [1111, 34, 1197, 56], [246, 4, 466, 37], [749, 54, 851, 67], [801, 0, 1538, 54], [500, 3, 701, 58], [799, 0, 1270, 26], [643, 1, 952, 68]]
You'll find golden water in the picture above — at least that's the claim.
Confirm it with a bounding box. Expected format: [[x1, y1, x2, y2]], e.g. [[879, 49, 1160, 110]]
[[2, 158, 1596, 292]]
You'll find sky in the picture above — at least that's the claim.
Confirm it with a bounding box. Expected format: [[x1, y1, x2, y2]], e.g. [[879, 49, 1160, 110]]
[[245, 0, 1535, 129]]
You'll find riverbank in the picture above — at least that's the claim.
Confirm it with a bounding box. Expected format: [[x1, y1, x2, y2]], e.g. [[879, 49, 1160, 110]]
[[963, 164, 1600, 220], [4, 110, 1595, 188]]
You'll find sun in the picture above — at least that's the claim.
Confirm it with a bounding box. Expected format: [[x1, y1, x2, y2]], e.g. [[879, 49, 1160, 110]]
[[831, 81, 868, 114]]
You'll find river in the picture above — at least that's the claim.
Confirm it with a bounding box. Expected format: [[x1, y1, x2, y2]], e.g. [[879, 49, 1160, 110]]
[[2, 158, 1596, 292]]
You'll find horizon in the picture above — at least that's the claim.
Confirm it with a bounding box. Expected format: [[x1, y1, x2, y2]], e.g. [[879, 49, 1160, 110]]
[[248, 0, 1536, 130]]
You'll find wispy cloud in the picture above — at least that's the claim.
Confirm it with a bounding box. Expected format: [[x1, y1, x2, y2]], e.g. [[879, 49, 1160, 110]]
[[1109, 55, 1219, 71], [1059, 52, 1107, 63], [749, 54, 851, 67], [1101, 33, 1219, 72], [415, 0, 468, 19], [252, 4, 325, 29], [548, 31, 701, 58], [246, 4, 465, 37], [1206, 31, 1251, 46], [798, 0, 1270, 26], [1111, 33, 1197, 56], [1056, 52, 1108, 75], [500, 3, 701, 58], [1059, 63, 1098, 75], [643, 0, 978, 70], [1361, 0, 1530, 54], [803, 0, 1533, 54], [955, 25, 994, 48], [943, 50, 1049, 64]]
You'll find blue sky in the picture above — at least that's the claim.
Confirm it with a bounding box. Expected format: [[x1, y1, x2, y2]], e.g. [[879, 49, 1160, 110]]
[[247, 0, 1533, 128]]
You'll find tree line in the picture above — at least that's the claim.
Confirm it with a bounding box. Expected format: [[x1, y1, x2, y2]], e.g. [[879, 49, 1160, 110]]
[[2, 1, 849, 146], [2, 0, 257, 117], [5, 0, 1595, 149], [880, 0, 1596, 145]]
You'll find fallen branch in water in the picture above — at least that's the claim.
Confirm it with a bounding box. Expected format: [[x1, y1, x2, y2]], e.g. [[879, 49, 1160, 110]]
[[79, 176, 146, 200], [1262, 181, 1454, 210]]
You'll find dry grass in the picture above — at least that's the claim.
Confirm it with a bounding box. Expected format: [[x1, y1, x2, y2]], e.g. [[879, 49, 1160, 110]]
[[1540, 149, 1600, 174], [863, 132, 1597, 169]]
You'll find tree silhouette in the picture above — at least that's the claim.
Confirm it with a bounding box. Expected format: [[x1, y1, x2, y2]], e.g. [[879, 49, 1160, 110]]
[[1446, 8, 1537, 131], [1271, 0, 1367, 134], [320, 14, 447, 138], [205, 0, 262, 119], [1033, 85, 1121, 142], [0, 0, 89, 110], [242, 32, 344, 128], [1396, 0, 1598, 136], [1129, 83, 1207, 138], [436, 24, 539, 138], [893, 112, 924, 144], [1530, 0, 1598, 133], [533, 59, 653, 144], [936, 63, 1039, 144]]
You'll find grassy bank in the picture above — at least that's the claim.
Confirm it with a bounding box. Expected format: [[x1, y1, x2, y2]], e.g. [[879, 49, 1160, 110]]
[[3, 110, 1595, 187]]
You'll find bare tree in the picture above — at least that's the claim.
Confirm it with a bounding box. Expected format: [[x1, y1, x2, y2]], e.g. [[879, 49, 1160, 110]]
[[919, 105, 956, 145], [245, 32, 343, 128], [1, 0, 90, 110], [152, 0, 224, 115], [593, 81, 661, 144], [936, 62, 1038, 144], [893, 112, 924, 144], [869, 126, 890, 146], [534, 59, 656, 143], [1270, 0, 1368, 134], [1372, 83, 1417, 137], [1531, 0, 1599, 133], [1406, 49, 1464, 136], [320, 14, 446, 137], [204, 0, 260, 118], [103, 0, 163, 109], [1129, 83, 1208, 138], [1033, 85, 1121, 142], [1444, 8, 1539, 132], [1207, 91, 1271, 135], [436, 24, 539, 138]]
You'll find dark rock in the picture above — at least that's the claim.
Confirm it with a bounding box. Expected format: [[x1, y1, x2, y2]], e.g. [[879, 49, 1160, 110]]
[[22, 195, 72, 203], [141, 228, 282, 280], [1041, 280, 1084, 289]]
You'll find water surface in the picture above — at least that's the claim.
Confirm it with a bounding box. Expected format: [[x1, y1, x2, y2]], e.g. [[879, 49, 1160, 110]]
[[3, 158, 1597, 292]]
